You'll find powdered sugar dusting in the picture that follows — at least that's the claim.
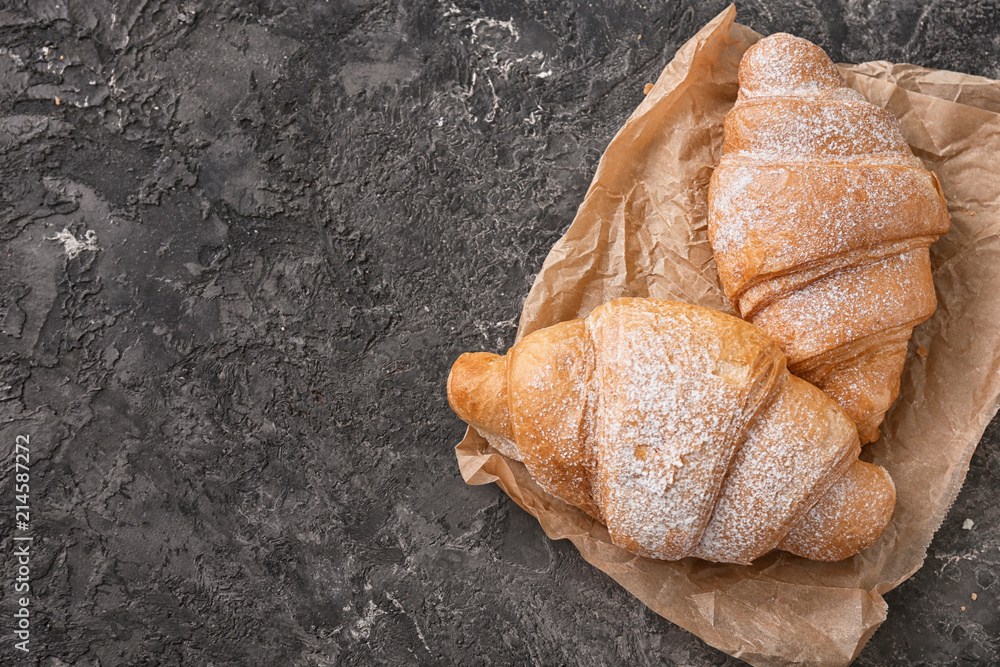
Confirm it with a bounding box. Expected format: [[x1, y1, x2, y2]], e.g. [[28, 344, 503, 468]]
[[778, 461, 896, 560], [737, 34, 845, 100], [585, 300, 779, 560], [752, 250, 934, 361], [709, 161, 943, 274], [725, 99, 913, 161], [693, 375, 856, 564], [508, 320, 601, 518]]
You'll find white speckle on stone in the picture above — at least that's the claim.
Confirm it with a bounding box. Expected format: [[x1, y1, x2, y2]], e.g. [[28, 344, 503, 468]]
[[48, 228, 99, 258], [469, 17, 519, 43], [963, 518, 974, 530]]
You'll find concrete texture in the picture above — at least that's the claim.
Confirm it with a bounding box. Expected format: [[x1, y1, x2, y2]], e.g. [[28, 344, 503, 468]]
[[0, 0, 996, 664]]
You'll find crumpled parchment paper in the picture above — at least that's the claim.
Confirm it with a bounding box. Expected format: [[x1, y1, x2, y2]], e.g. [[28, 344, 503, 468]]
[[454, 6, 1000, 665]]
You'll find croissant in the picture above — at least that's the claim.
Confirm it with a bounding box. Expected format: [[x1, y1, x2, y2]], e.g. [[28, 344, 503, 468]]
[[707, 34, 950, 444], [448, 298, 895, 564]]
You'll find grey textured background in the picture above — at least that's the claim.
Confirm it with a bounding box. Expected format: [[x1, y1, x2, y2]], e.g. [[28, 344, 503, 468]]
[[0, 0, 997, 665]]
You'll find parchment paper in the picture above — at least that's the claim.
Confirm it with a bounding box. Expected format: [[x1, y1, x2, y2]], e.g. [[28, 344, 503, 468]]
[[454, 6, 1000, 665]]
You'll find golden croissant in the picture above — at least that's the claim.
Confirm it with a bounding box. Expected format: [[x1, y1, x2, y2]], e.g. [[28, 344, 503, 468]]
[[448, 298, 895, 565], [707, 33, 950, 444]]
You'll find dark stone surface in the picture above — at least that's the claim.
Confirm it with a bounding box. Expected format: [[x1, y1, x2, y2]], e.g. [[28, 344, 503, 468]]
[[0, 0, 997, 664]]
